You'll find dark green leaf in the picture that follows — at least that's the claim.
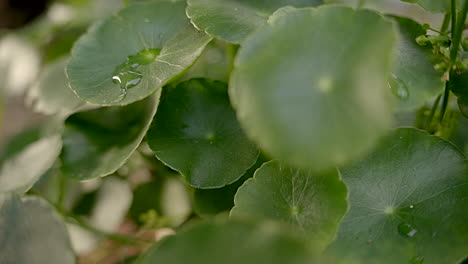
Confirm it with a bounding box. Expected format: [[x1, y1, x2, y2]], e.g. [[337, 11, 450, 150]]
[[231, 160, 347, 251], [230, 6, 396, 171], [389, 16, 444, 111], [0, 195, 75, 264], [186, 0, 322, 44], [61, 93, 159, 180], [135, 218, 320, 264], [193, 155, 267, 216], [326, 128, 468, 264], [67, 1, 212, 105], [147, 78, 259, 188]]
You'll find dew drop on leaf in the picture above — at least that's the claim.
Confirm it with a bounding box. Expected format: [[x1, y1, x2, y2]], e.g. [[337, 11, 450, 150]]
[[388, 73, 410, 100], [398, 222, 417, 238], [111, 48, 161, 102]]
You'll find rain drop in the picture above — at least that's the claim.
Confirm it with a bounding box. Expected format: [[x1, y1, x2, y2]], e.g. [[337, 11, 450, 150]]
[[398, 223, 417, 238], [111, 48, 161, 101], [388, 74, 409, 100]]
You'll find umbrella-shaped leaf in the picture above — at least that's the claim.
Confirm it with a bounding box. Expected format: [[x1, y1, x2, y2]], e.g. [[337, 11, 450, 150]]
[[231, 160, 347, 251], [67, 1, 212, 105], [147, 78, 259, 188], [230, 6, 396, 171], [326, 128, 468, 264]]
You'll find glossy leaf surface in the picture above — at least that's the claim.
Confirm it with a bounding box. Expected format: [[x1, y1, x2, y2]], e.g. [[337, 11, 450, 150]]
[[148, 79, 258, 188], [186, 0, 322, 44], [230, 6, 396, 171], [61, 93, 159, 180], [67, 1, 212, 105], [326, 128, 468, 264]]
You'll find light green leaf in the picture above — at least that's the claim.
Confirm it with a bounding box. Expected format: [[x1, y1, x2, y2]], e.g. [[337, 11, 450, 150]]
[[0, 195, 75, 264], [27, 57, 85, 115], [67, 1, 212, 106], [186, 0, 322, 44], [230, 6, 396, 171], [326, 128, 468, 264], [61, 93, 159, 180], [389, 16, 444, 112], [147, 78, 259, 188], [231, 160, 347, 251], [0, 125, 62, 194], [134, 218, 320, 264]]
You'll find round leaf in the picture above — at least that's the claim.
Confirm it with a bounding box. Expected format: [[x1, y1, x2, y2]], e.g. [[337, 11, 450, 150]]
[[0, 195, 75, 264], [27, 57, 85, 115], [326, 128, 468, 264], [186, 0, 322, 44], [134, 218, 319, 264], [147, 78, 259, 188], [67, 1, 212, 105], [389, 16, 444, 112], [230, 6, 396, 171], [0, 126, 62, 194], [231, 160, 347, 251], [61, 93, 160, 180]]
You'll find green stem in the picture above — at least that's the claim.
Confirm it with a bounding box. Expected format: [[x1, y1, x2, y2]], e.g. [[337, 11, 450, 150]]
[[440, 81, 451, 122], [57, 174, 67, 209], [426, 94, 442, 130], [441, 13, 451, 33], [450, 0, 468, 63], [123, 0, 129, 7]]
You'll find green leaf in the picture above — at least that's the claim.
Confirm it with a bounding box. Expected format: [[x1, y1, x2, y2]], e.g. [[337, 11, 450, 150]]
[[0, 195, 75, 264], [147, 78, 259, 188], [231, 160, 347, 251], [401, 0, 462, 12], [186, 0, 322, 44], [389, 16, 444, 112], [230, 6, 396, 171], [67, 1, 212, 106], [61, 93, 159, 180], [0, 125, 62, 194], [193, 155, 267, 216], [134, 218, 319, 264], [27, 57, 85, 115], [326, 128, 468, 264]]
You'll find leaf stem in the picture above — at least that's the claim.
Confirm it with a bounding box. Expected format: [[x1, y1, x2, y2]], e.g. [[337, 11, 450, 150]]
[[441, 13, 451, 33], [439, 81, 451, 122], [426, 94, 441, 130]]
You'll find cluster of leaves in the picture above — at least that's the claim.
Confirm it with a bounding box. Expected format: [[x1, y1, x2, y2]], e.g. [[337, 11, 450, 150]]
[[1, 0, 468, 263]]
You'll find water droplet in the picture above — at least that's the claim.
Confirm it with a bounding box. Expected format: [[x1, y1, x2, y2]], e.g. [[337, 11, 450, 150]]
[[409, 204, 414, 209], [388, 74, 409, 100], [409, 255, 424, 264], [111, 48, 161, 101], [398, 223, 417, 238]]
